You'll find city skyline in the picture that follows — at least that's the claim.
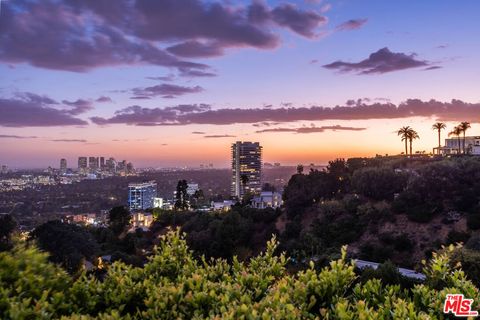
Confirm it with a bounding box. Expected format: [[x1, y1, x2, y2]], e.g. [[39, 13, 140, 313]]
[[2, 1, 480, 168]]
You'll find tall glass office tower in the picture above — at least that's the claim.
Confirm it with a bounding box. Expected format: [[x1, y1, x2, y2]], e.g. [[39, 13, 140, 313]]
[[128, 181, 157, 211]]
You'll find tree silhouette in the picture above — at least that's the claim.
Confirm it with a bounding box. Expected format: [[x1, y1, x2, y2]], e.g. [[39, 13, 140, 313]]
[[459, 122, 471, 154], [296, 164, 304, 174], [108, 206, 132, 237], [175, 180, 189, 210], [407, 129, 419, 156], [449, 126, 462, 154], [397, 126, 411, 156], [30, 220, 99, 274], [432, 122, 446, 155], [240, 174, 249, 199], [0, 214, 16, 251]]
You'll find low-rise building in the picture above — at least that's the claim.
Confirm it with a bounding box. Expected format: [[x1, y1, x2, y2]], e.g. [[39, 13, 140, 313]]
[[153, 197, 164, 208], [435, 136, 480, 155], [251, 191, 283, 209], [211, 200, 234, 212], [131, 211, 153, 229]]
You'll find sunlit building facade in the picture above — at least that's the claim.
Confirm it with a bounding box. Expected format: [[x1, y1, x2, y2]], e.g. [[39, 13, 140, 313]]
[[231, 141, 262, 198]]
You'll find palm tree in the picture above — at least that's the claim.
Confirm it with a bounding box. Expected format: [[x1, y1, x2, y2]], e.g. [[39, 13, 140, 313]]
[[459, 122, 471, 154], [397, 126, 411, 156], [449, 126, 462, 154], [432, 122, 446, 155], [240, 174, 249, 199], [407, 129, 419, 156]]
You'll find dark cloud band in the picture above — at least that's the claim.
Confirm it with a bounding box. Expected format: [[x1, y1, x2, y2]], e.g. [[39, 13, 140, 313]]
[[91, 99, 480, 126]]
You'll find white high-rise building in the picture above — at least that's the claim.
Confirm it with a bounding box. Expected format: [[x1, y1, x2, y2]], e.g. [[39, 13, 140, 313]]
[[231, 141, 262, 199]]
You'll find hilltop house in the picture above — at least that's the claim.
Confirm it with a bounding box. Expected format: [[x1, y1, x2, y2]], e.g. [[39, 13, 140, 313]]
[[251, 191, 283, 209], [434, 136, 480, 155]]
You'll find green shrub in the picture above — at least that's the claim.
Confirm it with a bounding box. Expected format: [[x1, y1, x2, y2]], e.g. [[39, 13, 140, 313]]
[[0, 230, 478, 319]]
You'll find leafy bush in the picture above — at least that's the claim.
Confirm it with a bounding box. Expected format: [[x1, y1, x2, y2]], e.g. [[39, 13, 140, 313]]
[[0, 229, 479, 319]]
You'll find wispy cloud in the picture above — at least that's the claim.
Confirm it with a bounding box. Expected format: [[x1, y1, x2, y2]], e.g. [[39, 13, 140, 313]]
[[204, 134, 236, 138], [256, 125, 366, 134], [131, 84, 203, 99], [50, 139, 88, 143], [0, 134, 38, 139], [335, 19, 368, 31]]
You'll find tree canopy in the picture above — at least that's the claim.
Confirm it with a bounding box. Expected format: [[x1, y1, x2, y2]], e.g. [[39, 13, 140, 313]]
[[0, 229, 478, 319]]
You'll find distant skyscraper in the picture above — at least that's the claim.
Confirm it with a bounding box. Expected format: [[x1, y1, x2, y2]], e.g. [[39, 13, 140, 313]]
[[231, 141, 262, 198], [117, 160, 127, 174], [89, 157, 99, 170], [106, 157, 116, 173], [60, 158, 67, 173], [126, 162, 134, 174], [100, 157, 105, 170], [128, 181, 157, 211], [78, 157, 87, 173]]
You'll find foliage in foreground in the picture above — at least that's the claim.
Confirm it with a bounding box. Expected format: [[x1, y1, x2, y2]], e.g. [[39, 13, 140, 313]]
[[0, 229, 479, 319]]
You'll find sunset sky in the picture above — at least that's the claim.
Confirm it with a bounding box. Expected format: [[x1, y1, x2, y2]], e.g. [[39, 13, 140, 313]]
[[1, 0, 480, 168]]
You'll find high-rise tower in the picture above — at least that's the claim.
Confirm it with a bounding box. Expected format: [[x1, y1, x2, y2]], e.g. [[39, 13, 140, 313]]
[[231, 141, 262, 199]]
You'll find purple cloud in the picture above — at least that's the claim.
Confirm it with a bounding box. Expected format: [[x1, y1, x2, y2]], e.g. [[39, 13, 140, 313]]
[[91, 99, 480, 126], [424, 66, 442, 71], [0, 93, 88, 127], [96, 96, 113, 103], [271, 4, 328, 38], [192, 131, 206, 134], [90, 104, 211, 125], [167, 41, 225, 58], [146, 75, 175, 82], [131, 84, 204, 99], [0, 0, 210, 73], [204, 134, 236, 138], [62, 99, 94, 115], [179, 68, 217, 78], [50, 139, 88, 143], [323, 47, 431, 74], [0, 0, 331, 72], [0, 134, 39, 139], [256, 124, 366, 134], [335, 19, 368, 31]]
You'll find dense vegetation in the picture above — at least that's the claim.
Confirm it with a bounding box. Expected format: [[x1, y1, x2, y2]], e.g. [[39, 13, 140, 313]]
[[152, 205, 280, 260], [0, 229, 478, 319], [278, 157, 480, 275]]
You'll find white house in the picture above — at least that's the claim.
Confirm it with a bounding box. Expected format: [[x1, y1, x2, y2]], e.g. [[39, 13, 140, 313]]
[[251, 191, 283, 209], [211, 200, 234, 212], [435, 136, 480, 155]]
